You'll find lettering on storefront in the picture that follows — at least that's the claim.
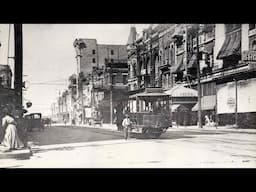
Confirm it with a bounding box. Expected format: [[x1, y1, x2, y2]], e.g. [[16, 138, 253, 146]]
[[227, 97, 235, 107], [242, 51, 256, 62], [248, 62, 256, 70]]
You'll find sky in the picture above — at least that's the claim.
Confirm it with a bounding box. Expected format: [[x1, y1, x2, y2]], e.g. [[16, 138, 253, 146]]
[[0, 24, 149, 116]]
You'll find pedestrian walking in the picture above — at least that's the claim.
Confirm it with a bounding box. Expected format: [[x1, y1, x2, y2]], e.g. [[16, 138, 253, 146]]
[[0, 106, 24, 152], [122, 114, 131, 140]]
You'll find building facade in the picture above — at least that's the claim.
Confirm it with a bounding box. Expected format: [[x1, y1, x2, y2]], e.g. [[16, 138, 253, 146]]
[[127, 24, 256, 128]]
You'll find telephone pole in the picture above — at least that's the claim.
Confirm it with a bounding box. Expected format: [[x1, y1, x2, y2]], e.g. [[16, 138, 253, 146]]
[[14, 24, 23, 109], [196, 24, 202, 128], [234, 78, 238, 127]]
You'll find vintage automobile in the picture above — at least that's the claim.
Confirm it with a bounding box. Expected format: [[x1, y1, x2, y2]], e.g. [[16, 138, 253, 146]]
[[24, 113, 44, 132], [128, 88, 172, 138]]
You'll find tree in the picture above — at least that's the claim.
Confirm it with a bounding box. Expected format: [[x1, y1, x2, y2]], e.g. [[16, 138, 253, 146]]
[[68, 74, 77, 99]]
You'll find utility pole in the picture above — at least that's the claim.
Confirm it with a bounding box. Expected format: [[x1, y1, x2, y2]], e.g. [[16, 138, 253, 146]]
[[196, 24, 202, 128], [14, 24, 23, 109], [234, 78, 238, 127], [150, 35, 153, 87]]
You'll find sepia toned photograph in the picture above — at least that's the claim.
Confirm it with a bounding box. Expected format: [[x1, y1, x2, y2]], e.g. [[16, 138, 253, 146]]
[[0, 24, 256, 168]]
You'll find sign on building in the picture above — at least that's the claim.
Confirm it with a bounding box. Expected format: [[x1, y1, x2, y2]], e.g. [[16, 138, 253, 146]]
[[227, 97, 235, 107], [242, 50, 256, 61]]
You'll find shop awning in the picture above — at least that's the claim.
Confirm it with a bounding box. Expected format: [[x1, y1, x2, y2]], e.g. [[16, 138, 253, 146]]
[[129, 92, 168, 99], [192, 95, 216, 111], [165, 85, 198, 97], [187, 54, 197, 69], [204, 41, 214, 54], [170, 54, 184, 73], [171, 104, 180, 112], [217, 31, 241, 59]]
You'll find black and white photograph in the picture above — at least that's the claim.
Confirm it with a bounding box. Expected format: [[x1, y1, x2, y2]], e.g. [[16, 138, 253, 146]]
[[0, 24, 256, 168]]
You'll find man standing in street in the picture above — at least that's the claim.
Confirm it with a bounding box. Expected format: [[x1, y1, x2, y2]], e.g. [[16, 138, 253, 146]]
[[122, 114, 131, 140], [116, 103, 124, 131]]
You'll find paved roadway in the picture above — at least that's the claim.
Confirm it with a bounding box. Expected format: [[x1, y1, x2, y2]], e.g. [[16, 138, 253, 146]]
[[1, 125, 256, 168]]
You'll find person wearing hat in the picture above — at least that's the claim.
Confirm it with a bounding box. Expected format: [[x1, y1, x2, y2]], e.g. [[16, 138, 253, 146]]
[[0, 106, 24, 152], [122, 114, 131, 140]]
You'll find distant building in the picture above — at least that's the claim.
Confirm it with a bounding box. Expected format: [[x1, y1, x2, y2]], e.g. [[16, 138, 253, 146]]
[[73, 39, 127, 76], [92, 58, 128, 123], [73, 39, 128, 124]]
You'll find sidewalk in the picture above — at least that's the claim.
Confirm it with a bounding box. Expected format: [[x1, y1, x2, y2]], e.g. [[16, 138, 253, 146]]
[[53, 123, 256, 134]]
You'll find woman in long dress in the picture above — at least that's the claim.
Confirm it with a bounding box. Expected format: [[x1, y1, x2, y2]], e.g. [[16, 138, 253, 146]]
[[0, 107, 24, 152]]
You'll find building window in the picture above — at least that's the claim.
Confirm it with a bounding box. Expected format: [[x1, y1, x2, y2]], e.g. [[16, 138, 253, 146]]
[[92, 58, 96, 63], [252, 40, 256, 51], [112, 75, 116, 84], [92, 49, 96, 54], [249, 35, 256, 51], [123, 75, 127, 84], [111, 50, 114, 55], [249, 24, 256, 31]]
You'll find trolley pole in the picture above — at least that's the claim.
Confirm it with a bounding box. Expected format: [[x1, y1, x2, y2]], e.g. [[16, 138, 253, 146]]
[[196, 24, 202, 128]]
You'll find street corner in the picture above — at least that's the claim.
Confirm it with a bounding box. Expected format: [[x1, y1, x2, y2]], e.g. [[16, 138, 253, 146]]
[[0, 147, 32, 160]]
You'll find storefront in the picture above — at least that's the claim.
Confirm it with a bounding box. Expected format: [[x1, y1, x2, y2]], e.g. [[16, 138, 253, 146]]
[[192, 95, 216, 125], [165, 85, 198, 126], [215, 50, 256, 128]]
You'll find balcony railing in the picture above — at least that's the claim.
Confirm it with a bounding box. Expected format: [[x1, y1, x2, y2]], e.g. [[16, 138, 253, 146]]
[[92, 78, 109, 90], [105, 58, 127, 64]]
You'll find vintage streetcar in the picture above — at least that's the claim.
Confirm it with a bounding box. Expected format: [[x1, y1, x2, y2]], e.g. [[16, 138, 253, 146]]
[[128, 88, 172, 138]]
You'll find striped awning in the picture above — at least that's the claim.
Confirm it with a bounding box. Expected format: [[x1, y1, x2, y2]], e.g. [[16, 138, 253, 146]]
[[171, 104, 180, 112], [192, 95, 216, 111], [187, 54, 197, 69], [129, 92, 168, 99], [170, 54, 184, 73], [165, 85, 198, 97], [217, 30, 241, 59], [204, 41, 214, 54]]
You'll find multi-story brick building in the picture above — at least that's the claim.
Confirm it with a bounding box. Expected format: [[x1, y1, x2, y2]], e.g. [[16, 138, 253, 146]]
[[127, 24, 199, 125]]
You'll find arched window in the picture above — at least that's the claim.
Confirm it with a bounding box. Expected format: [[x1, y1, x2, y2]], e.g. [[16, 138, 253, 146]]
[[252, 40, 256, 51], [78, 42, 86, 49]]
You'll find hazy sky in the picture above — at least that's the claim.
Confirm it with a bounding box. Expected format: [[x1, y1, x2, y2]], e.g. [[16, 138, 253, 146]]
[[0, 24, 149, 116]]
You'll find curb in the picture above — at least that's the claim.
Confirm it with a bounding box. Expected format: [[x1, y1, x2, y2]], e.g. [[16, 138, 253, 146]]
[[0, 148, 32, 160]]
